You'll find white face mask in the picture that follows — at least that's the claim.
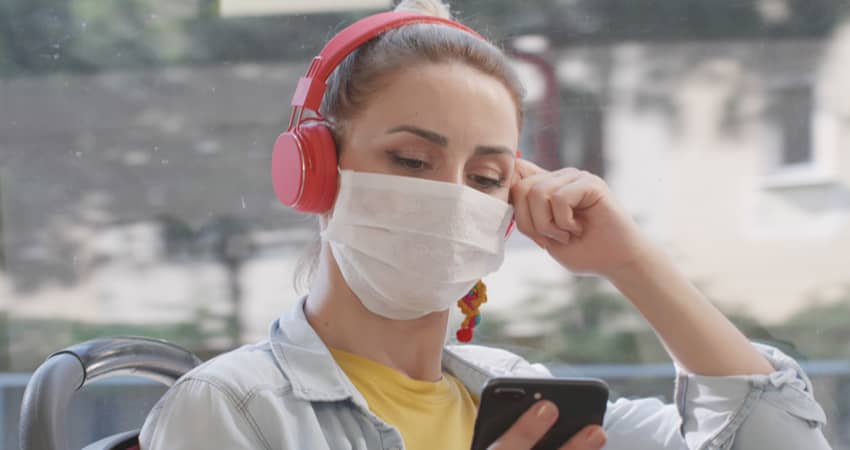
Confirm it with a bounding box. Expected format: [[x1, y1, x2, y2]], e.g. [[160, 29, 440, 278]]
[[322, 170, 514, 320]]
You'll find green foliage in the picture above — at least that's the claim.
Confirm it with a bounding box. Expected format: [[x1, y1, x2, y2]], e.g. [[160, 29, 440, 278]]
[[1, 0, 846, 78], [479, 277, 850, 365], [772, 296, 850, 360], [476, 276, 666, 364], [535, 277, 669, 364], [68, 0, 189, 69], [1, 316, 209, 371]]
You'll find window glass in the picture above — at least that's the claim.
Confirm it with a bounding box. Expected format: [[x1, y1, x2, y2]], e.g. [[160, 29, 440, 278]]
[[1, 1, 849, 448]]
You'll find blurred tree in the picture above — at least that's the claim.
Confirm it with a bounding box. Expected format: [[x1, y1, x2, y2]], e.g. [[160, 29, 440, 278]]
[[156, 214, 196, 259], [0, 311, 9, 370], [773, 289, 850, 360], [2, 0, 847, 78], [477, 275, 668, 364], [536, 276, 668, 364], [0, 0, 82, 76], [479, 276, 850, 365], [0, 176, 5, 270], [197, 215, 255, 347]]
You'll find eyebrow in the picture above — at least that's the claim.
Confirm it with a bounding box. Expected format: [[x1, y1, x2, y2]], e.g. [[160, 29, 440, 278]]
[[386, 124, 514, 157]]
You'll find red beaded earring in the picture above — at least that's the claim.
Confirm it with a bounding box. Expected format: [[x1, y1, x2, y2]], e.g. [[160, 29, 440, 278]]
[[456, 280, 487, 343]]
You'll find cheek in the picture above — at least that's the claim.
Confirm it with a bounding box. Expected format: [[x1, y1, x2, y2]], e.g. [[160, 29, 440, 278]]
[[337, 144, 380, 173], [489, 186, 511, 203]]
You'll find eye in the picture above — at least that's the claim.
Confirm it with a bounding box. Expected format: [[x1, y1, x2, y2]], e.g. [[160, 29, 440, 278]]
[[469, 174, 505, 190], [388, 151, 430, 171]]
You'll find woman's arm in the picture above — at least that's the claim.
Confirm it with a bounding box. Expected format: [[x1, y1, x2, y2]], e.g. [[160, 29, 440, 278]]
[[604, 243, 773, 375], [509, 159, 771, 376], [140, 377, 271, 450], [508, 160, 831, 447], [485, 343, 829, 449]]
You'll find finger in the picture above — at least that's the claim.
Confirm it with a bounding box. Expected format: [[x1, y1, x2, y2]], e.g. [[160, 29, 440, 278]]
[[552, 174, 606, 219], [487, 401, 558, 450], [550, 182, 582, 236], [526, 175, 574, 244], [514, 158, 547, 180], [524, 168, 584, 241], [547, 171, 585, 235], [511, 167, 578, 204], [512, 166, 589, 246], [557, 426, 607, 450], [551, 203, 580, 235], [508, 161, 526, 202], [511, 173, 553, 248]]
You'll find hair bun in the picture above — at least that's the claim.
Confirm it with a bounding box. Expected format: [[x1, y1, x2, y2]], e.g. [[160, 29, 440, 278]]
[[394, 0, 453, 20]]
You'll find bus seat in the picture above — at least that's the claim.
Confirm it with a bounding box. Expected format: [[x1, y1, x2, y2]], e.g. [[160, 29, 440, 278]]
[[19, 337, 202, 450]]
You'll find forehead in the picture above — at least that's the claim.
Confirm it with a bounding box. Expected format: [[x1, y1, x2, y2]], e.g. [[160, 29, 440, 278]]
[[348, 62, 520, 144]]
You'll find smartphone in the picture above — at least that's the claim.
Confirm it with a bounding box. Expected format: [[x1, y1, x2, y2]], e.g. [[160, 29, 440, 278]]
[[470, 377, 609, 450]]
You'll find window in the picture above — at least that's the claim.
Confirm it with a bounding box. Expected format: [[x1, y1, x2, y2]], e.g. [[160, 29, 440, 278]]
[[2, 1, 849, 448], [772, 85, 814, 167], [762, 84, 839, 185]]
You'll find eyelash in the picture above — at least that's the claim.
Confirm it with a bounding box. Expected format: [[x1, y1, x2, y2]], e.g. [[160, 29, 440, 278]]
[[388, 151, 505, 190], [390, 153, 430, 170], [469, 174, 505, 189]]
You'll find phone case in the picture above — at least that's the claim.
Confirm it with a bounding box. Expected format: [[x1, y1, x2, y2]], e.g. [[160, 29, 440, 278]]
[[470, 377, 609, 450]]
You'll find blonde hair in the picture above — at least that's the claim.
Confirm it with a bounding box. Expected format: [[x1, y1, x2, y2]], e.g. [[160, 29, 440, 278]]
[[294, 0, 525, 292], [394, 0, 452, 17]]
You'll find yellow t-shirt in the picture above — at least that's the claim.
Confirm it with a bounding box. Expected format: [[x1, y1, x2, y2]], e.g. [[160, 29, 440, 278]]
[[330, 348, 478, 450]]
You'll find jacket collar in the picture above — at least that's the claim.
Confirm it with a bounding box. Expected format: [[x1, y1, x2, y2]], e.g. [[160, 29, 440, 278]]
[[268, 297, 496, 407]]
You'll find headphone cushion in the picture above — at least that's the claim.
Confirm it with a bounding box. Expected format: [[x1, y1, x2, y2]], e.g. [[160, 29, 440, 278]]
[[271, 124, 339, 213]]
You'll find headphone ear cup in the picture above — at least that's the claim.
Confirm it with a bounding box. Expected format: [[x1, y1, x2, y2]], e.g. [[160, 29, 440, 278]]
[[271, 123, 339, 213]]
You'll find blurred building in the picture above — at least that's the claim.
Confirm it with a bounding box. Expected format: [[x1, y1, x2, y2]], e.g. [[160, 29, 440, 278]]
[[533, 20, 850, 323], [2, 2, 849, 345]]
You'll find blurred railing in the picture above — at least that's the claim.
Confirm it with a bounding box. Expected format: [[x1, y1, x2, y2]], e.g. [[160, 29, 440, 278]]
[[1, 360, 848, 449]]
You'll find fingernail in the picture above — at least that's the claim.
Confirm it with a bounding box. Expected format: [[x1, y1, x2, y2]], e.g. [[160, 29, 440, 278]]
[[536, 403, 556, 421], [584, 428, 606, 447]]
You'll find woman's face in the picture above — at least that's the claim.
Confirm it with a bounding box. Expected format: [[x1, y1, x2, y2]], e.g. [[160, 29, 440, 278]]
[[337, 62, 520, 202]]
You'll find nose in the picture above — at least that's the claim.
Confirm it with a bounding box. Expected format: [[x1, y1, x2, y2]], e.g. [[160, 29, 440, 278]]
[[431, 165, 466, 186]]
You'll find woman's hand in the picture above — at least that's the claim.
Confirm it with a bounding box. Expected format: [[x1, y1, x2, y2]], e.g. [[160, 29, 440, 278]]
[[510, 159, 776, 377], [510, 159, 650, 277], [487, 401, 607, 450]]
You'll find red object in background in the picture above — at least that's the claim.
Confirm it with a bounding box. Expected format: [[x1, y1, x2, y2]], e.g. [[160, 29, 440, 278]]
[[511, 51, 562, 171]]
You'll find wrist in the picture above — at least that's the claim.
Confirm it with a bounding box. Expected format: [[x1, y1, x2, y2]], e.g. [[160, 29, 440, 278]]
[[600, 238, 665, 287]]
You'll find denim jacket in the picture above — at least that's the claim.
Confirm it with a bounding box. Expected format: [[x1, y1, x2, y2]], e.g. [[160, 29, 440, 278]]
[[140, 297, 831, 450]]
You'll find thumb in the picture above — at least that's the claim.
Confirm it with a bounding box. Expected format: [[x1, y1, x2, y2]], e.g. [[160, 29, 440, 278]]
[[558, 426, 607, 450]]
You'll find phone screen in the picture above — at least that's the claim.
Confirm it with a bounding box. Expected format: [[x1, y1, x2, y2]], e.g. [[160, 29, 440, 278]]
[[471, 377, 609, 450]]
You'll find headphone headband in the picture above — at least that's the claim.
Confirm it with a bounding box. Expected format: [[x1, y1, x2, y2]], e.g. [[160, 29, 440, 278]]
[[290, 11, 484, 113], [273, 11, 494, 214]]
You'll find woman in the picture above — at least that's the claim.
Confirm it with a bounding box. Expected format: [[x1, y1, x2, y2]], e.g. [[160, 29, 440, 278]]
[[140, 1, 830, 449]]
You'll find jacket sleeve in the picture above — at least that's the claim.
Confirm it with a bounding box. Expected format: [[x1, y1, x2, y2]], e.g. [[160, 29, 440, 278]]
[[139, 376, 272, 450], [601, 343, 830, 450]]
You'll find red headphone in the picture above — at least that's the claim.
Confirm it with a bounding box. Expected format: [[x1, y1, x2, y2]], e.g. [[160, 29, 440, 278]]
[[271, 12, 485, 213]]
